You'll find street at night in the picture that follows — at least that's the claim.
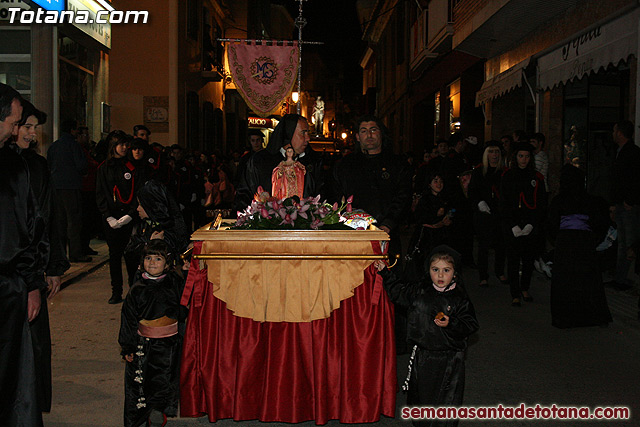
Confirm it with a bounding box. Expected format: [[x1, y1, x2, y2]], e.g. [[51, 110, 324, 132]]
[[3, 1, 640, 426], [42, 243, 639, 427]]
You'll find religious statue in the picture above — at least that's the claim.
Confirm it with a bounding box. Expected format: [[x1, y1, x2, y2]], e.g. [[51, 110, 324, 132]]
[[271, 145, 306, 199], [312, 96, 325, 135]]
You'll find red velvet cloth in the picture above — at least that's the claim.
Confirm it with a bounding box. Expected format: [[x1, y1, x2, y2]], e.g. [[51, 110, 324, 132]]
[[180, 241, 397, 424]]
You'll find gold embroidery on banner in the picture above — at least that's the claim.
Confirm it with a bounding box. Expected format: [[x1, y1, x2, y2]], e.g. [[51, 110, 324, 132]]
[[229, 45, 298, 115]]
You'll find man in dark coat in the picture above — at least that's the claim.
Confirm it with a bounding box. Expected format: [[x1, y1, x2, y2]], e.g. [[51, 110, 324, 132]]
[[47, 118, 89, 262], [333, 115, 412, 242], [133, 124, 151, 142], [333, 115, 412, 353], [235, 129, 264, 187], [608, 120, 640, 290], [11, 99, 70, 418], [0, 83, 49, 427], [234, 114, 323, 212]]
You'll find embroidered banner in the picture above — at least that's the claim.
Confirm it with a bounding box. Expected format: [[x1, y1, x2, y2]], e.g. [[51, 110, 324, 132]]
[[228, 41, 299, 117]]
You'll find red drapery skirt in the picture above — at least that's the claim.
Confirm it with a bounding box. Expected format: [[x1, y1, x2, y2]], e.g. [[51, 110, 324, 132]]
[[180, 241, 397, 424]]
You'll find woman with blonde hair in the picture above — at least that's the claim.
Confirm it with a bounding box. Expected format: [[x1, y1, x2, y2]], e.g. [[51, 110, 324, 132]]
[[468, 141, 508, 287]]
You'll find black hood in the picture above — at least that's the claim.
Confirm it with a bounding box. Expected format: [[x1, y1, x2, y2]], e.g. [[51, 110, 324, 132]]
[[265, 114, 304, 156], [559, 164, 586, 195]]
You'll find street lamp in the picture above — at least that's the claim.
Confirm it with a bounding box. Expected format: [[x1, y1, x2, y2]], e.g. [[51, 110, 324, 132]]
[[341, 132, 347, 140], [328, 119, 336, 139]]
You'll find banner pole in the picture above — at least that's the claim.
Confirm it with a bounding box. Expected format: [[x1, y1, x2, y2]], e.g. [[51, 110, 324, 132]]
[[219, 1, 323, 117], [295, 0, 308, 115], [216, 38, 323, 45]]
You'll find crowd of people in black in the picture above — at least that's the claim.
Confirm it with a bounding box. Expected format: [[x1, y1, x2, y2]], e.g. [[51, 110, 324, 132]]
[[410, 131, 613, 322], [2, 77, 640, 426], [409, 122, 640, 327]]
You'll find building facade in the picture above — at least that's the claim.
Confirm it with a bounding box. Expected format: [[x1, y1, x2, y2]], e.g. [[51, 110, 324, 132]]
[[1, 0, 111, 152], [459, 0, 638, 196], [110, 0, 227, 150], [110, 0, 296, 154], [358, 0, 486, 156], [360, 0, 639, 197]]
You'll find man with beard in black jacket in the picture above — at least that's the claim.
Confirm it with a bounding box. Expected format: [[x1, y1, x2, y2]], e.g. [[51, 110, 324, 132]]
[[234, 114, 324, 212], [333, 115, 412, 352], [333, 115, 412, 245]]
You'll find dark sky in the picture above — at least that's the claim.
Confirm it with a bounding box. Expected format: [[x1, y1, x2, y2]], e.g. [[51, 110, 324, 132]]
[[277, 0, 366, 99]]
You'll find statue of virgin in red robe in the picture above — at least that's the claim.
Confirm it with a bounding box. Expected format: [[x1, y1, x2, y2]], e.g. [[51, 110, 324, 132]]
[[271, 145, 306, 199]]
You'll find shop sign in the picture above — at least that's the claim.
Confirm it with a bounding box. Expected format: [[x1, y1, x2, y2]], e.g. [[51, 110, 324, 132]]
[[67, 0, 111, 49], [144, 96, 169, 133], [538, 9, 639, 90], [0, 0, 29, 20], [248, 117, 277, 128], [31, 0, 64, 12], [561, 27, 602, 61]]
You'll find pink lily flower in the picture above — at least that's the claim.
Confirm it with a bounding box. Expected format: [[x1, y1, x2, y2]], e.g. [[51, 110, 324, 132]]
[[310, 219, 324, 230], [280, 213, 294, 226]]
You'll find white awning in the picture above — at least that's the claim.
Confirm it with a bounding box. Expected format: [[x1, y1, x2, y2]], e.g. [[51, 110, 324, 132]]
[[538, 9, 639, 91], [475, 58, 530, 107]]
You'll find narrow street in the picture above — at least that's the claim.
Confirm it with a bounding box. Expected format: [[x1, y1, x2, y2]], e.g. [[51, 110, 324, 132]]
[[4, 2, 639, 427], [43, 243, 640, 427]]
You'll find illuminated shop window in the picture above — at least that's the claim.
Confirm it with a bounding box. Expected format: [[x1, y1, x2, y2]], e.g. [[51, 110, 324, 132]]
[[448, 78, 460, 134], [0, 28, 31, 97], [434, 91, 440, 140]]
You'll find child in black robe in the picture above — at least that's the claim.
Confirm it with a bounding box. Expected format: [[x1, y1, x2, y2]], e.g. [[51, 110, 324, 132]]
[[405, 172, 453, 281], [376, 245, 479, 427], [119, 240, 187, 427]]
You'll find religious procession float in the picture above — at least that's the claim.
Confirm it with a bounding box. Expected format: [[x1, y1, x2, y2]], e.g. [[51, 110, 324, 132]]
[[179, 186, 397, 424]]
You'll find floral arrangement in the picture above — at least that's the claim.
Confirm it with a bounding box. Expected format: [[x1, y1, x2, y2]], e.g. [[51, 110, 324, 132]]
[[234, 186, 355, 230]]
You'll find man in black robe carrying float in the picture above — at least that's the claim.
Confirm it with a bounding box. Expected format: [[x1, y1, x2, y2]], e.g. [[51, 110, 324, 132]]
[[333, 115, 412, 265], [332, 115, 412, 353], [0, 83, 50, 426]]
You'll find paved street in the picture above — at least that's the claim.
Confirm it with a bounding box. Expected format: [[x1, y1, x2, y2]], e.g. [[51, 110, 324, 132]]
[[43, 242, 640, 427]]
